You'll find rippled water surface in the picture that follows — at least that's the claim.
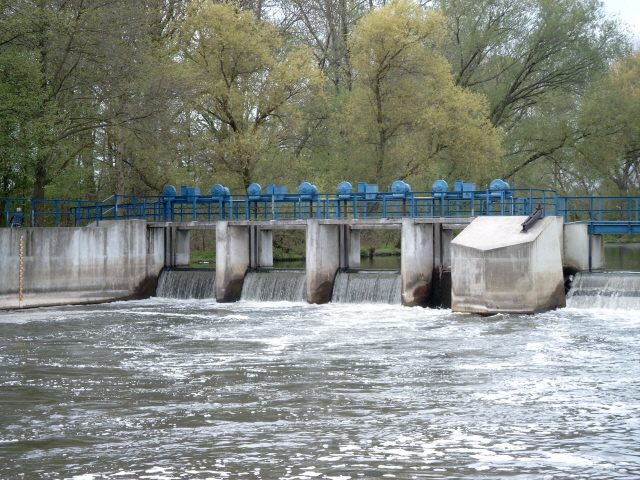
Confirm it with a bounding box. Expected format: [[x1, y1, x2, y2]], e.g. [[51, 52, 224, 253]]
[[1, 300, 639, 479]]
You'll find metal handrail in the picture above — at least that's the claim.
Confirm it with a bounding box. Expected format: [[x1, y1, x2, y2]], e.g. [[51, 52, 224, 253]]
[[2, 190, 640, 228]]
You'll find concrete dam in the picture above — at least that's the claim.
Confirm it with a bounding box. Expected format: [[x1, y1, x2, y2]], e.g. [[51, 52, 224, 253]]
[[0, 215, 618, 313], [6, 177, 640, 312]]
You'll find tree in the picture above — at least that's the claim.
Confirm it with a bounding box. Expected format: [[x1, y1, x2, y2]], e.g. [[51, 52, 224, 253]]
[[175, 0, 324, 190], [577, 53, 640, 196], [0, 0, 188, 202], [435, 0, 629, 183], [0, 46, 50, 197], [331, 0, 502, 188]]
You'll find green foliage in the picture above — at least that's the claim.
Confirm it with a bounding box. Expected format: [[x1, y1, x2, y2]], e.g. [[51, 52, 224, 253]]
[[0, 48, 48, 197], [272, 230, 306, 260], [577, 52, 640, 195], [330, 0, 503, 188], [190, 249, 216, 265], [0, 0, 635, 202], [175, 1, 325, 190], [436, 0, 629, 185]]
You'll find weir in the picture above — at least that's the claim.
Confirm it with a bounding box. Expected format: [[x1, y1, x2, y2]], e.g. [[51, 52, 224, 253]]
[[156, 268, 216, 299], [332, 271, 402, 304], [566, 272, 640, 309], [3, 177, 640, 311], [241, 270, 307, 302], [207, 218, 457, 306], [0, 209, 614, 312]]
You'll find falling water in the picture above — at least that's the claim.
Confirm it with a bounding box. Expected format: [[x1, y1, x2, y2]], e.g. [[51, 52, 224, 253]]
[[567, 271, 640, 309], [155, 268, 216, 299], [241, 270, 307, 302], [332, 270, 402, 304]]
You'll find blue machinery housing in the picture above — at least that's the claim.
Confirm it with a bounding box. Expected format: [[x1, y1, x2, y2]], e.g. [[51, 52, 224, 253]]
[[3, 179, 640, 234]]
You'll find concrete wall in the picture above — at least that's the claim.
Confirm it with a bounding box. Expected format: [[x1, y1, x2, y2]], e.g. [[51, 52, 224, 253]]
[[349, 229, 361, 268], [0, 220, 164, 309], [176, 229, 190, 266], [451, 216, 565, 315]]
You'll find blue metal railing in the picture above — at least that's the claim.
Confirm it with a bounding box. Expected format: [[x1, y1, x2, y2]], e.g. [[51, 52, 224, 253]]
[[0, 188, 560, 225], [3, 184, 640, 233]]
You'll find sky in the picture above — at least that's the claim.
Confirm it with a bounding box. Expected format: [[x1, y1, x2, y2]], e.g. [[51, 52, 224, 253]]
[[601, 0, 640, 38]]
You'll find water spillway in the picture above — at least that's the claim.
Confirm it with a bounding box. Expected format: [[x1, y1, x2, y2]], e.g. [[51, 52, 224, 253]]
[[332, 270, 402, 304], [156, 268, 216, 299], [567, 272, 640, 309], [241, 270, 307, 302]]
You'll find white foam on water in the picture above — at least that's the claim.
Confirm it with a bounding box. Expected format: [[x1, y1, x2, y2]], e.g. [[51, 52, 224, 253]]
[[317, 455, 344, 461], [339, 444, 362, 452], [145, 467, 172, 473], [221, 314, 250, 320], [542, 452, 595, 466]]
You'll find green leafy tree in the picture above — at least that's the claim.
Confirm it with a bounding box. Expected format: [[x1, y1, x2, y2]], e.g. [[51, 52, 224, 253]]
[[174, 1, 324, 190], [0, 47, 49, 197], [331, 0, 502, 188], [435, 0, 628, 184], [0, 0, 187, 203], [577, 53, 640, 196]]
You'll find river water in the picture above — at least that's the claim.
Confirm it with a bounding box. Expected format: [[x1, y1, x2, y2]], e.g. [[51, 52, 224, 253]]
[[1, 299, 639, 479]]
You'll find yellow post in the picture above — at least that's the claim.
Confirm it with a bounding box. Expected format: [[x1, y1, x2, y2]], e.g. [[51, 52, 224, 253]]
[[19, 235, 24, 306]]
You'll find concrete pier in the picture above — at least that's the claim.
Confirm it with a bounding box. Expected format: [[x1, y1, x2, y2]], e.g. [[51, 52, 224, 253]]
[[259, 228, 274, 268], [451, 216, 565, 314], [401, 219, 434, 306], [338, 225, 361, 270], [306, 220, 341, 303], [563, 223, 604, 272], [164, 227, 191, 267], [215, 222, 250, 302]]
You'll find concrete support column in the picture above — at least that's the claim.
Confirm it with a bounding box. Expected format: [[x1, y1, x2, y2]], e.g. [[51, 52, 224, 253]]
[[176, 229, 190, 266], [249, 225, 259, 270], [216, 221, 250, 302], [349, 229, 361, 269], [307, 220, 340, 303], [164, 227, 176, 267], [563, 223, 604, 272], [433, 224, 452, 271], [337, 226, 361, 270], [401, 219, 434, 306], [147, 227, 165, 277], [163, 227, 190, 267], [260, 229, 273, 268]]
